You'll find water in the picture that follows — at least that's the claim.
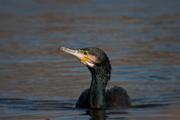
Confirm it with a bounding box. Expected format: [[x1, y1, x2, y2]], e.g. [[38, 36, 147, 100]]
[[0, 0, 180, 120]]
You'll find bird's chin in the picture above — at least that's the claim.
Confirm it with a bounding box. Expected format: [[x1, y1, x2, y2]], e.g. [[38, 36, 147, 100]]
[[86, 61, 95, 68], [81, 60, 95, 68]]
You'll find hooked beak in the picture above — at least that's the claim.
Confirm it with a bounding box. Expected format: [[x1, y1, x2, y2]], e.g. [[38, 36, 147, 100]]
[[60, 46, 96, 67]]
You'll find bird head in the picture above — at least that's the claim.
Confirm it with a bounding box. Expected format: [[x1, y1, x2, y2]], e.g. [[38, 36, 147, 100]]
[[60, 46, 110, 68]]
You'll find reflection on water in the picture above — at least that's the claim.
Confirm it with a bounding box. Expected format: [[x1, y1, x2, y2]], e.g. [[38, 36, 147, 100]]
[[0, 0, 180, 120], [88, 109, 106, 120]]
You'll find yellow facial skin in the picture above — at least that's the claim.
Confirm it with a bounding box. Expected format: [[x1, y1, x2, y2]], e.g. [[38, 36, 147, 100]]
[[79, 50, 98, 67], [80, 55, 89, 63]]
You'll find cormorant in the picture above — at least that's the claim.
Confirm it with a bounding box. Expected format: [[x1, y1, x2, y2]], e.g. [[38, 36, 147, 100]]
[[61, 47, 131, 109]]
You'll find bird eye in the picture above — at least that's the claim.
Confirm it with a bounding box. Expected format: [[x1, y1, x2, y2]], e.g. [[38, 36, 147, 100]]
[[84, 51, 88, 55], [79, 50, 88, 55]]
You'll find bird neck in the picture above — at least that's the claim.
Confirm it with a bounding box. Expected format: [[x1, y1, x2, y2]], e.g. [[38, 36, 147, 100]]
[[88, 64, 111, 109]]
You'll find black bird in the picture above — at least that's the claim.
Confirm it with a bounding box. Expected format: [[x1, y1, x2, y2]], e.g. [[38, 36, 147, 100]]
[[61, 47, 131, 109]]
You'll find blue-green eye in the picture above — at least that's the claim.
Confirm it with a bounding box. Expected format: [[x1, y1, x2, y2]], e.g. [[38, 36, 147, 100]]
[[80, 50, 88, 55], [84, 51, 88, 55]]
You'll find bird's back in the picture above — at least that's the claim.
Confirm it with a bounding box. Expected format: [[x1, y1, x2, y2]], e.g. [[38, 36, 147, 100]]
[[106, 86, 131, 108]]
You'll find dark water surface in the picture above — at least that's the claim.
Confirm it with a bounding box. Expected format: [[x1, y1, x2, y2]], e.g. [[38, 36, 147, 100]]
[[0, 0, 180, 120]]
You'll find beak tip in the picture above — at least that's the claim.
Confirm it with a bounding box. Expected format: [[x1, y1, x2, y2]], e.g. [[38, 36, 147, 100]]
[[59, 46, 65, 52], [59, 46, 76, 55]]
